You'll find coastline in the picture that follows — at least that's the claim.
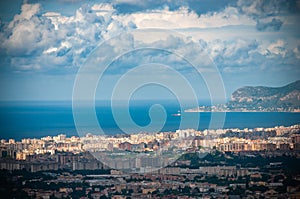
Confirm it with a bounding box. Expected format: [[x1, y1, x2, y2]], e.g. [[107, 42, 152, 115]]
[[185, 110, 300, 113], [184, 108, 300, 113]]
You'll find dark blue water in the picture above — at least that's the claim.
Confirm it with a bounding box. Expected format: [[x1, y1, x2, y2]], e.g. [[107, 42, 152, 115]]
[[0, 101, 299, 140]]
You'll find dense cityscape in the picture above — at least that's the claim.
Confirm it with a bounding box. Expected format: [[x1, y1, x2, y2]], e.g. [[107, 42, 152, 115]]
[[1, 0, 300, 198], [1, 125, 300, 198]]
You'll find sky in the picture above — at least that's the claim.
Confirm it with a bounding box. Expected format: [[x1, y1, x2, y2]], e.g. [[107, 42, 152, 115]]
[[0, 0, 300, 102]]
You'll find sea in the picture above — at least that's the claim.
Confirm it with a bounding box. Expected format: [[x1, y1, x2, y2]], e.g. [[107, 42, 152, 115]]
[[0, 100, 299, 140]]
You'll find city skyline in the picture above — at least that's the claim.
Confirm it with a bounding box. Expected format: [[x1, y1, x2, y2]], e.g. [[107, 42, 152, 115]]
[[0, 1, 300, 198], [2, 124, 300, 198]]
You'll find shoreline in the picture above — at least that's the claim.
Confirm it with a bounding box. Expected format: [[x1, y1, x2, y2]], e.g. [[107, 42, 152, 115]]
[[184, 110, 300, 113]]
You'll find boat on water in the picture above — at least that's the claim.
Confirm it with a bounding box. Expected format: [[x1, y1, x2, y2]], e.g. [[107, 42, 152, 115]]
[[172, 110, 181, 117]]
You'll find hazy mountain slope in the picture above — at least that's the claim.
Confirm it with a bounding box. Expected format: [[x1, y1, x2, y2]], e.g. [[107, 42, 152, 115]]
[[227, 80, 300, 110]]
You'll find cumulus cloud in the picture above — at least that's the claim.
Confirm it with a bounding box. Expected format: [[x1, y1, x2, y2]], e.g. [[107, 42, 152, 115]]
[[200, 38, 263, 72], [0, 3, 135, 71], [193, 37, 297, 73], [0, 2, 252, 71], [293, 45, 300, 59], [9, 3, 40, 23], [0, 1, 299, 75], [3, 4, 55, 57], [265, 39, 287, 57], [118, 6, 255, 29]]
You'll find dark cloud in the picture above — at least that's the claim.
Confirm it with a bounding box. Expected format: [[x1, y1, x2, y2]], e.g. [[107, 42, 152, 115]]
[[237, 0, 299, 18], [256, 18, 283, 31], [236, 0, 300, 32]]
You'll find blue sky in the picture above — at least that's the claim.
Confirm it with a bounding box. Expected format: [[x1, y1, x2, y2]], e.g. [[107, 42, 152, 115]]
[[0, 0, 300, 101]]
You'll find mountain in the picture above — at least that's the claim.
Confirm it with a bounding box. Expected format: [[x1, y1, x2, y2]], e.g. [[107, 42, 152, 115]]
[[185, 80, 300, 112], [227, 80, 300, 111]]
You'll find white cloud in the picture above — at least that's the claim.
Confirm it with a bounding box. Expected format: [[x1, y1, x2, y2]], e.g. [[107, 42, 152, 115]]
[[198, 7, 255, 28], [91, 4, 115, 11], [118, 6, 255, 29], [237, 0, 290, 17], [3, 4, 56, 56], [1, 3, 134, 70], [265, 39, 287, 57], [43, 47, 58, 54], [205, 38, 261, 71], [8, 4, 41, 27], [293, 45, 300, 59], [0, 1, 299, 74]]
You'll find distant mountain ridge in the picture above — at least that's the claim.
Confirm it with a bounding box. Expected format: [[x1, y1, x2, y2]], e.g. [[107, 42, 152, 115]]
[[227, 80, 300, 111], [185, 80, 300, 112]]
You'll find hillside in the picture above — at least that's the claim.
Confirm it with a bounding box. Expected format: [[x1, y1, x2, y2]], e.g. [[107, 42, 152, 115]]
[[227, 80, 300, 111], [185, 80, 300, 112]]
